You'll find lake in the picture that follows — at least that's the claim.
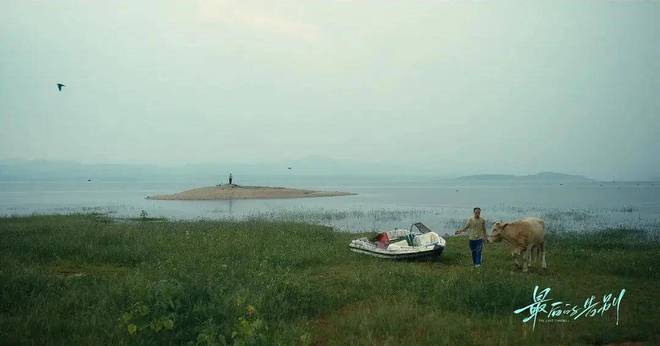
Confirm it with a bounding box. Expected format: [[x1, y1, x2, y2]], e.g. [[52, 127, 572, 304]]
[[1, 175, 658, 233]]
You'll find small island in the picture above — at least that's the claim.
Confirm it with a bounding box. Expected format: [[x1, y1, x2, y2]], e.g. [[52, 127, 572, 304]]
[[146, 184, 356, 200]]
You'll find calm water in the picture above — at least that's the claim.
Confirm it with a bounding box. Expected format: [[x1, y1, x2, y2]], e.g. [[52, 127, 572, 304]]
[[1, 176, 658, 233]]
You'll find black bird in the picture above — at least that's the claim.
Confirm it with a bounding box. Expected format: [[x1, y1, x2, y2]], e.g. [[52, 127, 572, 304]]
[[57, 83, 65, 91], [288, 167, 292, 170]]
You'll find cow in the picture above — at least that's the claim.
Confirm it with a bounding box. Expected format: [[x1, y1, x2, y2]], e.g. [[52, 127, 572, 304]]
[[488, 217, 546, 272]]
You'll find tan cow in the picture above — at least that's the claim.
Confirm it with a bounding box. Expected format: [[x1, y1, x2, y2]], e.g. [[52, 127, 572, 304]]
[[489, 217, 546, 272]]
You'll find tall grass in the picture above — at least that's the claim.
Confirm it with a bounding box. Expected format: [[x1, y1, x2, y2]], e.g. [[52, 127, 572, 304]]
[[0, 214, 658, 345]]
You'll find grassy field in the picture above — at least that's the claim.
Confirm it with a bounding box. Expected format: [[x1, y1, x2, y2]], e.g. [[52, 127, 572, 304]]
[[1, 214, 658, 345]]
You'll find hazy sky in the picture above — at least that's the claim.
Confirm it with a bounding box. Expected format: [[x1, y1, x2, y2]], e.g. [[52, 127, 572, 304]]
[[1, 1, 659, 180]]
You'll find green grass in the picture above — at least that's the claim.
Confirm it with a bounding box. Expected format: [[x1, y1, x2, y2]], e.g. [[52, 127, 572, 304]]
[[0, 214, 658, 345]]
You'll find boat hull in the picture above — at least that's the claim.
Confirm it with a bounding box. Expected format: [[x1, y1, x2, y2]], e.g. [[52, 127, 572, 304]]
[[348, 244, 444, 260]]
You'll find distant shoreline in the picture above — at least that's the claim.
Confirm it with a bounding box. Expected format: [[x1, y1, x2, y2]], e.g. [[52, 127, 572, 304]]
[[145, 184, 356, 200], [455, 172, 593, 182]]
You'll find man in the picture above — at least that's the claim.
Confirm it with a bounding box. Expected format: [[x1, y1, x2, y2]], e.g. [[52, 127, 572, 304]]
[[455, 207, 488, 268]]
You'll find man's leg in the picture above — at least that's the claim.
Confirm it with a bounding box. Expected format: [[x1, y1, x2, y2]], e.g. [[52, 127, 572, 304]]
[[474, 239, 483, 266], [469, 240, 478, 265]]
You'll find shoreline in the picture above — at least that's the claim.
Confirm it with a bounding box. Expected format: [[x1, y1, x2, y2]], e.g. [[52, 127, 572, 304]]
[[145, 184, 356, 200]]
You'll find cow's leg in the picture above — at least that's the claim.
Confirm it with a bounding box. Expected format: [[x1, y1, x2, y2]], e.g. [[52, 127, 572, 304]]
[[533, 245, 540, 267], [512, 250, 521, 269], [523, 247, 531, 273], [541, 243, 547, 269]]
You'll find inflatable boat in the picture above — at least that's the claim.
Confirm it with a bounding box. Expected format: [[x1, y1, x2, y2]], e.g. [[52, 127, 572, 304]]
[[348, 222, 446, 259]]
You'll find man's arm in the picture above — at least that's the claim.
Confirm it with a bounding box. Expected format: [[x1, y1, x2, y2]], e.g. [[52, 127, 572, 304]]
[[455, 219, 469, 235], [481, 220, 488, 240]]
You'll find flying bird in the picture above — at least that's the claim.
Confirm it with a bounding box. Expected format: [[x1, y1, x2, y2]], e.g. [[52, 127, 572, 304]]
[[57, 83, 65, 91], [288, 167, 292, 170]]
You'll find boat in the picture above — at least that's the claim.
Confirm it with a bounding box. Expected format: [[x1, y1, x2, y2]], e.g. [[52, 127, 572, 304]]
[[348, 222, 446, 259]]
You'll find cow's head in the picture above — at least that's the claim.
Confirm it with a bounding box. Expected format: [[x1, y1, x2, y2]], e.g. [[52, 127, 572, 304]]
[[489, 221, 508, 243]]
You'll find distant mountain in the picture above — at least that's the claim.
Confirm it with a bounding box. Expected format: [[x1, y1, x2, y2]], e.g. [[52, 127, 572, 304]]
[[456, 172, 594, 182], [456, 174, 516, 180], [0, 157, 414, 181], [286, 156, 411, 175], [0, 160, 600, 182], [0, 159, 167, 181]]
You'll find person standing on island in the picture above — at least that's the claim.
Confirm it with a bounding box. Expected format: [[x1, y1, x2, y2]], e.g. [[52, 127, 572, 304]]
[[455, 207, 488, 268], [229, 173, 233, 185]]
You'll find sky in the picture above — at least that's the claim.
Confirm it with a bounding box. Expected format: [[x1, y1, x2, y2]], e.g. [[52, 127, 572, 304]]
[[1, 0, 659, 180]]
